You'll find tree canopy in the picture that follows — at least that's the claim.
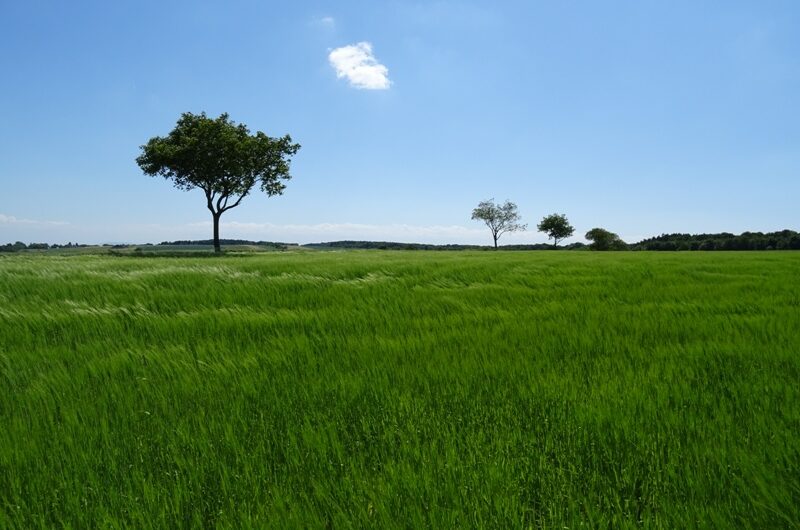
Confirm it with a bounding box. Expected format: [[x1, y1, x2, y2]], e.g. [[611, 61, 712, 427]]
[[631, 230, 800, 251], [585, 228, 627, 251], [537, 213, 575, 247], [471, 199, 527, 248], [136, 112, 300, 252]]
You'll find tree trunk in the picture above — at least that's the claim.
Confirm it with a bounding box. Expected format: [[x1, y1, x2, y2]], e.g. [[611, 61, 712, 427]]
[[212, 212, 221, 253], [493, 235, 498, 249]]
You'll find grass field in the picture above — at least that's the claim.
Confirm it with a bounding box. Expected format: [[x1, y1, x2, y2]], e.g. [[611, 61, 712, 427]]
[[1, 250, 798, 528]]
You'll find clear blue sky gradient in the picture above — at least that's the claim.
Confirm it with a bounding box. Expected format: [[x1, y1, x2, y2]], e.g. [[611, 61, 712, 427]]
[[1, 0, 798, 245]]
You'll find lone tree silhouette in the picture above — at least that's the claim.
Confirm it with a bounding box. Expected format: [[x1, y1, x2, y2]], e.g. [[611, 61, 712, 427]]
[[471, 199, 526, 249], [136, 112, 300, 253]]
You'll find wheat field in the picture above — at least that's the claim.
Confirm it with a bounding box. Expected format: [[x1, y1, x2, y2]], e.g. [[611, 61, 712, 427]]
[[1, 250, 798, 528]]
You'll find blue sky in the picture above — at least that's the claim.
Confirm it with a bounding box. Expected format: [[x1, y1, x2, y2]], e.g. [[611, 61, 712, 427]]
[[1, 0, 798, 245]]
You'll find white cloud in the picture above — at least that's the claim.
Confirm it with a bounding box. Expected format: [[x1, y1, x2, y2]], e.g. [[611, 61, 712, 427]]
[[0, 213, 68, 226], [328, 42, 391, 90]]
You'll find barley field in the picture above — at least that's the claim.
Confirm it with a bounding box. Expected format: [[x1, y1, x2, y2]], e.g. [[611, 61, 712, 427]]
[[1, 250, 798, 528]]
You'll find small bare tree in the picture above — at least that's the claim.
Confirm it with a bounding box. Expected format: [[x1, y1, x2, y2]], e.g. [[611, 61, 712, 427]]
[[471, 199, 527, 249]]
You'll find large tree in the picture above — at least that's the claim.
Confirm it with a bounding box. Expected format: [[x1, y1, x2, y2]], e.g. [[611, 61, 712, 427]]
[[471, 199, 527, 249], [136, 112, 300, 253], [537, 213, 575, 248]]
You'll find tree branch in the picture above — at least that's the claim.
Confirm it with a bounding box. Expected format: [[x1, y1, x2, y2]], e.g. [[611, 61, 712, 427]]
[[205, 188, 215, 214], [221, 193, 246, 213]]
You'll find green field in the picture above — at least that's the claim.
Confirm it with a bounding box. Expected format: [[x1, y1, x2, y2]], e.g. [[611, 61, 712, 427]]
[[1, 251, 798, 528]]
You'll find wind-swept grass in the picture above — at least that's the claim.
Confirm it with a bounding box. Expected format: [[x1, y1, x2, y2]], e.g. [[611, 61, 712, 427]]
[[1, 251, 798, 528]]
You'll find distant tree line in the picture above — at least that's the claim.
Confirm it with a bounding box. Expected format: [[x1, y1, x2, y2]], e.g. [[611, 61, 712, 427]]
[[303, 241, 587, 251], [4, 231, 800, 253], [0, 242, 87, 252], [159, 239, 289, 248], [631, 230, 800, 251]]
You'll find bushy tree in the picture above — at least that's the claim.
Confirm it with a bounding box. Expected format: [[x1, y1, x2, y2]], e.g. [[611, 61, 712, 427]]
[[471, 199, 527, 249], [0, 241, 30, 252], [136, 112, 300, 253], [585, 228, 627, 250], [537, 213, 575, 248]]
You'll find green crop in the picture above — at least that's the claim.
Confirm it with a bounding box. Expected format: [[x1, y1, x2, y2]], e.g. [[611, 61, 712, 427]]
[[1, 251, 798, 528]]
